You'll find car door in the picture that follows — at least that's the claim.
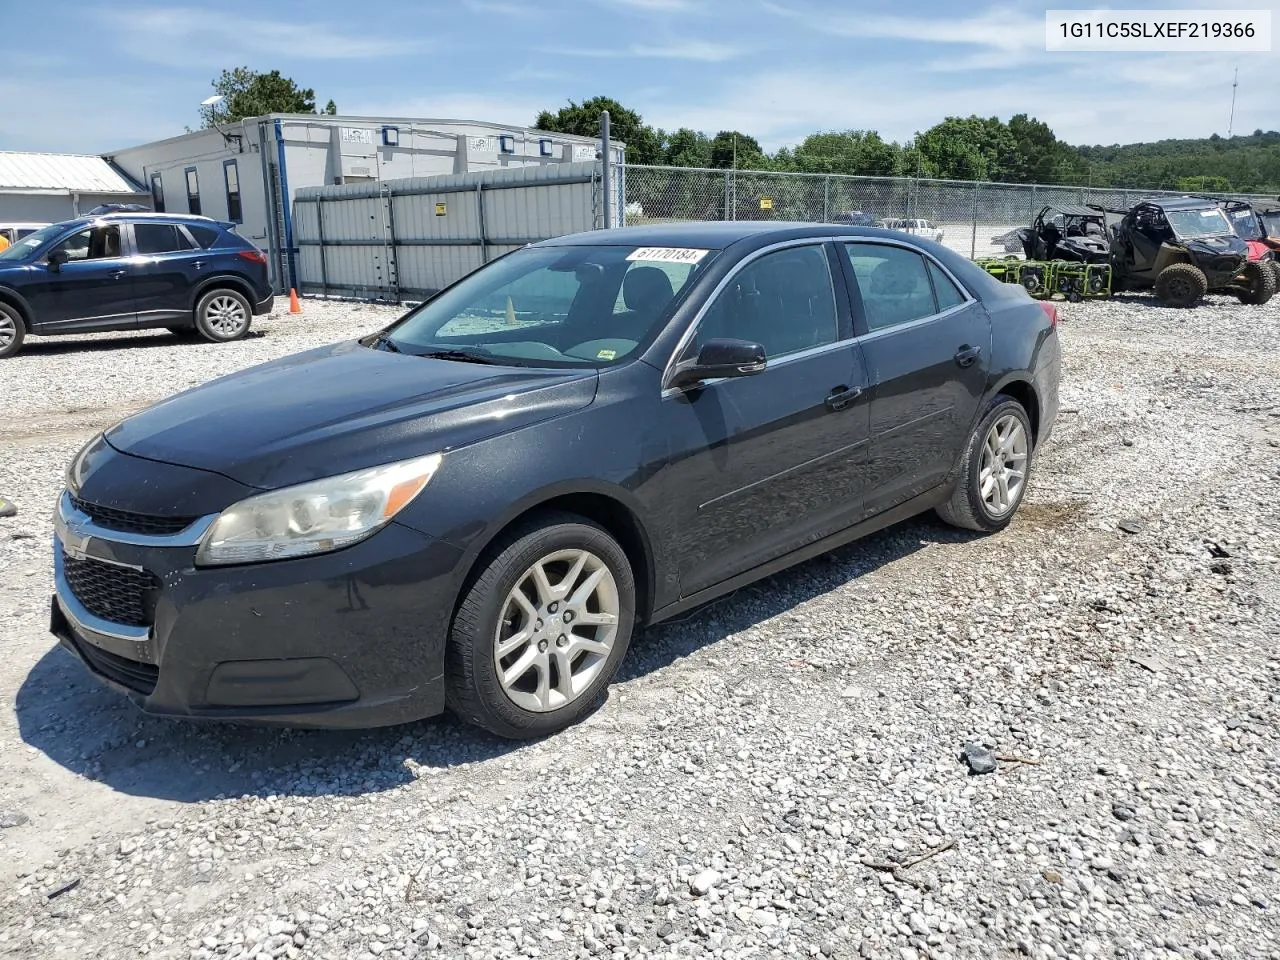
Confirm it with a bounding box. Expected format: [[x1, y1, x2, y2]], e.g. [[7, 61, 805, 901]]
[[657, 242, 872, 597], [838, 240, 991, 519], [129, 221, 205, 322], [23, 223, 138, 332]]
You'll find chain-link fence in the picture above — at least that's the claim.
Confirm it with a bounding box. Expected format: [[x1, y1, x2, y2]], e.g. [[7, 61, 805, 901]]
[[623, 165, 1278, 259]]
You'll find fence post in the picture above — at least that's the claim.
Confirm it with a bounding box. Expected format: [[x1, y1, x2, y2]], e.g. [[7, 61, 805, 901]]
[[315, 197, 328, 298], [723, 170, 731, 221], [476, 182, 488, 264], [970, 182, 980, 259], [823, 176, 830, 222], [383, 183, 401, 304]]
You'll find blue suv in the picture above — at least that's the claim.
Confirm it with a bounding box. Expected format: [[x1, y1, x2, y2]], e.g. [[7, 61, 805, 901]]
[[0, 212, 273, 358]]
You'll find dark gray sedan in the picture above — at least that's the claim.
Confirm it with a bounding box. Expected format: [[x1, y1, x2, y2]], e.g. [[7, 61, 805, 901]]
[[52, 221, 1060, 739]]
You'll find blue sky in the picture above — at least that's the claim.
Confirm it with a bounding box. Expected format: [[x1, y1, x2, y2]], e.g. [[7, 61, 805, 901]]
[[1, 0, 1277, 156]]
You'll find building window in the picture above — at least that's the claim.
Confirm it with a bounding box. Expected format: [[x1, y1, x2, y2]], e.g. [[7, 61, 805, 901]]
[[498, 134, 516, 154], [381, 125, 399, 147], [223, 159, 242, 223], [150, 173, 164, 212], [539, 138, 554, 157], [185, 166, 201, 216]]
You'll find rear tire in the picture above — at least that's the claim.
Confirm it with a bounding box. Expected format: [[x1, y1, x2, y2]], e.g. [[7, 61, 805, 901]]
[[1235, 261, 1277, 306], [0, 302, 26, 359], [937, 396, 1035, 533], [194, 288, 252, 343], [445, 512, 636, 740], [1153, 263, 1207, 307]]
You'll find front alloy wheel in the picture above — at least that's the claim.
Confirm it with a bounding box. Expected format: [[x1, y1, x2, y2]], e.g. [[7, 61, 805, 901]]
[[494, 549, 620, 712], [445, 512, 635, 739]]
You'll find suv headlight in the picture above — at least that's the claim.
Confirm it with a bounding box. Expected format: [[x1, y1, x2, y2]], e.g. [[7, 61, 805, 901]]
[[195, 453, 442, 567]]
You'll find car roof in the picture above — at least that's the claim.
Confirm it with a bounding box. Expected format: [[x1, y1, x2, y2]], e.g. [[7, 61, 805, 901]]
[[1135, 195, 1221, 212], [536, 220, 925, 251], [48, 212, 224, 232]]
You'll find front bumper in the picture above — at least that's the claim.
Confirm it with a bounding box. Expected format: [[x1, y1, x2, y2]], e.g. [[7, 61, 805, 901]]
[[50, 490, 464, 728]]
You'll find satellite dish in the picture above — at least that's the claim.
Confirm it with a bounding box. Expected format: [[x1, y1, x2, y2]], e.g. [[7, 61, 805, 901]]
[[201, 95, 225, 107]]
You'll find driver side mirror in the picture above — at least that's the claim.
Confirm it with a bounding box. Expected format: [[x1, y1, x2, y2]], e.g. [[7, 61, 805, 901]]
[[46, 249, 68, 271], [668, 337, 766, 390]]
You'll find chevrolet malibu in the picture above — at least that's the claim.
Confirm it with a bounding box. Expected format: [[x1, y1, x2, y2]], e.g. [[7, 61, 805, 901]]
[[52, 222, 1060, 739]]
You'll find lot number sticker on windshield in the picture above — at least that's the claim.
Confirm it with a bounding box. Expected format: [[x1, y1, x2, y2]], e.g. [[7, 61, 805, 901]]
[[626, 247, 710, 264]]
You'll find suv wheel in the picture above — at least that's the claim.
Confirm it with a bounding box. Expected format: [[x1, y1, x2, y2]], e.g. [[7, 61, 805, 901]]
[[1235, 261, 1277, 306], [937, 396, 1035, 533], [1153, 263, 1207, 307], [194, 289, 252, 342], [445, 512, 636, 740], [0, 302, 26, 359]]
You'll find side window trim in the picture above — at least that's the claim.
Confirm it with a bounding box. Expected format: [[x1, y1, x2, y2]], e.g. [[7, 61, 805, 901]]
[[662, 238, 846, 387], [839, 238, 975, 339]]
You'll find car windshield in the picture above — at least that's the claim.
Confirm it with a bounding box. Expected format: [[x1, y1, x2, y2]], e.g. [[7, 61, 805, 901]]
[[1164, 208, 1233, 240], [1261, 211, 1280, 237], [0, 222, 63, 261], [378, 244, 715, 368]]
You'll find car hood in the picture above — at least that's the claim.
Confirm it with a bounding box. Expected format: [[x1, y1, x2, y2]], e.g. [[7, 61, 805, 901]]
[[1183, 235, 1247, 259], [104, 340, 599, 490]]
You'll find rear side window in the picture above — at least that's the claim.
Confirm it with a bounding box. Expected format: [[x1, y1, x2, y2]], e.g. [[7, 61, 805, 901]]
[[133, 223, 192, 254], [186, 224, 220, 248], [927, 260, 966, 311], [843, 243, 939, 332]]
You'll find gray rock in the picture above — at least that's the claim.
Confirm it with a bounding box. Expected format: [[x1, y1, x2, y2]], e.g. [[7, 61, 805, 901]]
[[962, 742, 998, 775]]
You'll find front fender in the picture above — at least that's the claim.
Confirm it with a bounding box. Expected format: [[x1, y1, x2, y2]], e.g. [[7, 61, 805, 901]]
[[0, 285, 36, 324]]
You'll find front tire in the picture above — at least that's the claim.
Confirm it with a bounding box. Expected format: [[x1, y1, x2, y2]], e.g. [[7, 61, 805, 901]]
[[0, 302, 25, 359], [194, 288, 252, 342], [445, 512, 636, 740], [1235, 261, 1276, 305], [937, 396, 1034, 533], [1153, 262, 1207, 307]]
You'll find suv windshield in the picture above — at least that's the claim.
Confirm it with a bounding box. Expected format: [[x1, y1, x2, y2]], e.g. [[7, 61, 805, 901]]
[[1164, 208, 1233, 240], [1261, 210, 1280, 237], [0, 222, 64, 262], [379, 244, 715, 368]]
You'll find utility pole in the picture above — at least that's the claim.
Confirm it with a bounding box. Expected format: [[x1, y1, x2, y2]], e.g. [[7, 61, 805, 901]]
[[600, 110, 612, 230], [1228, 67, 1238, 138]]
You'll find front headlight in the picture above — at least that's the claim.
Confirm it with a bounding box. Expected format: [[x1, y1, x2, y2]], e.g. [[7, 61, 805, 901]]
[[195, 453, 443, 567]]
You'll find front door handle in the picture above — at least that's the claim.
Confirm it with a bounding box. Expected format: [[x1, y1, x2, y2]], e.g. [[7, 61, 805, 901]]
[[954, 344, 982, 367], [110, 269, 128, 280], [193, 260, 205, 270], [825, 385, 862, 411]]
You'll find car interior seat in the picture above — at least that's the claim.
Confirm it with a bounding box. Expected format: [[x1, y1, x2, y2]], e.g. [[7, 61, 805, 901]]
[[866, 256, 934, 329], [610, 266, 675, 340]]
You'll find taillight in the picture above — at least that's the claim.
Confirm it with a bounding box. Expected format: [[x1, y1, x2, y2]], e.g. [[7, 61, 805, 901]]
[[1038, 302, 1059, 328], [237, 249, 268, 265]]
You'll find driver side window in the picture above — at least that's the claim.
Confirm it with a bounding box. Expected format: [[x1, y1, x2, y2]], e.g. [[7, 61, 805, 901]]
[[687, 245, 838, 360], [48, 225, 121, 263]]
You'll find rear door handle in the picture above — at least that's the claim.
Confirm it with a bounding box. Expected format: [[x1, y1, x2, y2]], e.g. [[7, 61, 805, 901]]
[[193, 260, 205, 270], [954, 344, 982, 367], [110, 269, 128, 279], [825, 385, 862, 411]]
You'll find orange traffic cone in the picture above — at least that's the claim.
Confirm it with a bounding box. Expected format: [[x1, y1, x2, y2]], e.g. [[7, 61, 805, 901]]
[[289, 288, 302, 314]]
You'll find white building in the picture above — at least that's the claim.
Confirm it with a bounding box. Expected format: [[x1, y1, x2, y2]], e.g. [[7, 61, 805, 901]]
[[106, 114, 622, 291], [0, 152, 147, 224]]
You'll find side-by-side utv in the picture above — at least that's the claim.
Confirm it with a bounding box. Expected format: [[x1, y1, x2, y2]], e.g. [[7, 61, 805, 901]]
[[1091, 196, 1275, 307]]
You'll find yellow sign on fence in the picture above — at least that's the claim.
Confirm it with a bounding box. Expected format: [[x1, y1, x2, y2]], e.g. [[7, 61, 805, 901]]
[[435, 202, 447, 216], [759, 197, 774, 211]]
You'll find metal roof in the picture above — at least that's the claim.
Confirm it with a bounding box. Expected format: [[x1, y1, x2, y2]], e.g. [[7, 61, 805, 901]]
[[0, 152, 145, 195]]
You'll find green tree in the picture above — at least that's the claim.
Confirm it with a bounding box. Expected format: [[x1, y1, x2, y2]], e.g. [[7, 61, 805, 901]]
[[323, 99, 337, 116], [790, 130, 900, 176], [1176, 174, 1233, 193], [915, 116, 1018, 182], [663, 127, 712, 168], [201, 67, 333, 126], [708, 131, 766, 169], [534, 96, 664, 164]]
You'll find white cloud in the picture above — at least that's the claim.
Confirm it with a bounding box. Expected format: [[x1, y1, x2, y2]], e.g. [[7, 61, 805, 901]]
[[97, 7, 421, 65], [544, 41, 740, 61], [763, 2, 1043, 52]]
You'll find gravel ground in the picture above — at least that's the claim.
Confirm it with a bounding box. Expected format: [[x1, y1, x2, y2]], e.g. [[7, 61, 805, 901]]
[[1, 293, 1278, 960]]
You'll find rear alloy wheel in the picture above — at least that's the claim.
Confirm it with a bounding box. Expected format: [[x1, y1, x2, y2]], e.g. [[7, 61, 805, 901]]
[[1152, 262, 1207, 307], [0, 302, 26, 359], [937, 396, 1034, 533], [194, 288, 252, 343], [1235, 260, 1277, 306], [445, 512, 635, 739]]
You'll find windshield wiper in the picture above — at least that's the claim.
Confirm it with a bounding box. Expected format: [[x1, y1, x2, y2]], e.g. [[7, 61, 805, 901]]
[[370, 333, 402, 353], [418, 348, 500, 365]]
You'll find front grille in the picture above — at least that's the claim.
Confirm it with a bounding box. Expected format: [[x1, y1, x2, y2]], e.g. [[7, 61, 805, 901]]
[[60, 547, 159, 628], [70, 494, 196, 537], [74, 638, 158, 696]]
